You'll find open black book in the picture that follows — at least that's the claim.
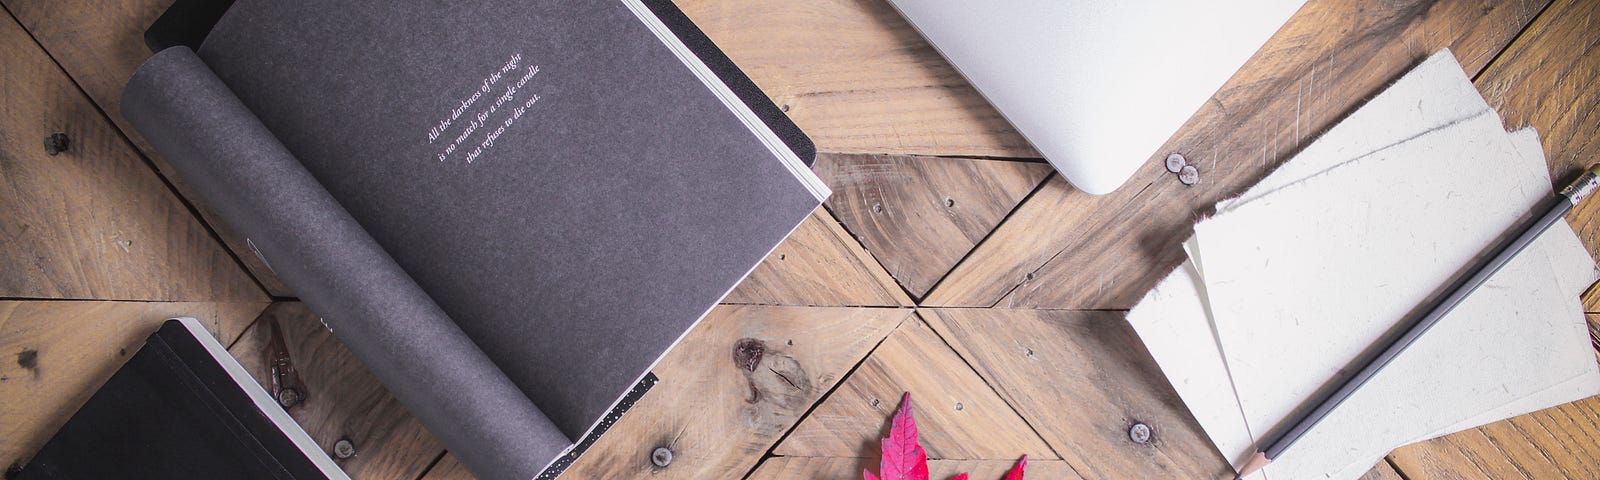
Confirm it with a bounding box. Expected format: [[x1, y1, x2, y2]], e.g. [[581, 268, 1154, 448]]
[[120, 1, 828, 478]]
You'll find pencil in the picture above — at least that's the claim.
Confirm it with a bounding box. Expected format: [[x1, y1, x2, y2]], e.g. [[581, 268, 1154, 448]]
[[1234, 163, 1600, 479]]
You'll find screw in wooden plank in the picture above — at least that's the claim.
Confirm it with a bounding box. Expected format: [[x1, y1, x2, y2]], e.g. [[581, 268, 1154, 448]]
[[1165, 153, 1187, 173], [333, 438, 356, 459], [1178, 165, 1200, 185], [43, 132, 69, 156], [651, 447, 673, 467], [277, 387, 302, 409], [1128, 423, 1152, 444]]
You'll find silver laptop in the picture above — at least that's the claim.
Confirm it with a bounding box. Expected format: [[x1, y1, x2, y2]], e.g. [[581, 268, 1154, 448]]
[[887, 0, 1307, 194]]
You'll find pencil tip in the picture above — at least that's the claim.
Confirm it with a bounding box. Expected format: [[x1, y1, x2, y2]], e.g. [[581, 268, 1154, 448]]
[[1235, 451, 1270, 478]]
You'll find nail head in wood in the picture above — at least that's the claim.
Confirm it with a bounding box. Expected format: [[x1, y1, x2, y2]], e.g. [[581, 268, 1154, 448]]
[[333, 438, 356, 459], [43, 132, 69, 156], [1128, 423, 1152, 444], [1178, 165, 1200, 185], [277, 387, 302, 408], [1165, 153, 1187, 173], [651, 447, 673, 467]]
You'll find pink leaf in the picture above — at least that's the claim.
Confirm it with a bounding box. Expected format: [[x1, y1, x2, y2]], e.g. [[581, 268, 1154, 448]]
[[1003, 455, 1027, 480], [864, 392, 930, 480], [948, 475, 969, 480]]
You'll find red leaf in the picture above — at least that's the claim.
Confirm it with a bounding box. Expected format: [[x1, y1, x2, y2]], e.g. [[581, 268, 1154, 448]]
[[1003, 455, 1027, 480], [949, 475, 968, 480], [864, 392, 930, 480]]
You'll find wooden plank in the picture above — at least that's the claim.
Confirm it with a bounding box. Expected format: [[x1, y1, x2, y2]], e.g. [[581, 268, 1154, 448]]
[[1471, 0, 1600, 307], [559, 306, 908, 479], [1591, 314, 1600, 352], [0, 9, 264, 302], [227, 302, 442, 480], [1585, 283, 1600, 314], [924, 0, 1551, 308], [726, 209, 913, 307], [3, 0, 291, 296], [420, 305, 910, 480], [775, 313, 1056, 461], [746, 457, 1078, 480], [814, 154, 1052, 298], [0, 300, 266, 469], [1, 0, 167, 152], [674, 0, 1036, 158], [418, 454, 467, 480], [1358, 461, 1406, 480], [1387, 395, 1600, 479], [921, 309, 1229, 479]]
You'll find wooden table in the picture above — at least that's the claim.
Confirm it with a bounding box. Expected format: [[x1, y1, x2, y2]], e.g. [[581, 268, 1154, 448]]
[[3, 0, 1599, 478]]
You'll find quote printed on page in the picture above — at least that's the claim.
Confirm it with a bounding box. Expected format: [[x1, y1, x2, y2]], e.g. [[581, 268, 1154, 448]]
[[426, 53, 543, 164]]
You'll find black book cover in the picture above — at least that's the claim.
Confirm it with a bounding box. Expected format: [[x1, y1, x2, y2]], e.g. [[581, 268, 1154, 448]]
[[16, 319, 344, 480]]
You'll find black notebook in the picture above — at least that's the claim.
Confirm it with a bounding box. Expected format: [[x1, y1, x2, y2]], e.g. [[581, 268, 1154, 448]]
[[120, 0, 828, 478], [16, 318, 345, 480]]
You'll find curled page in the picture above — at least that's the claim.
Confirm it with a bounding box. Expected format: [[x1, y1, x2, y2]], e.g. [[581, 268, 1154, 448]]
[[122, 47, 570, 480]]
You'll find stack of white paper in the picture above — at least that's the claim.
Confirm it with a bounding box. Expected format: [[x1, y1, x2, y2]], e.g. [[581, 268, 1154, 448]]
[[1127, 50, 1600, 480]]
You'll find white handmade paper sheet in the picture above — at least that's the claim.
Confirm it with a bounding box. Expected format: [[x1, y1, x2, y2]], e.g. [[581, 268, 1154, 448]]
[[1125, 49, 1599, 480]]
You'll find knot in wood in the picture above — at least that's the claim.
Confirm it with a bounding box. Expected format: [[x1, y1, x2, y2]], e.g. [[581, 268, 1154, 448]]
[[43, 132, 69, 156], [733, 338, 765, 372]]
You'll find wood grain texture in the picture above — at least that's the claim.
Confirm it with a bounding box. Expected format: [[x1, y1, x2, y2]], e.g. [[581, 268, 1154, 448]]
[[0, 300, 266, 468], [746, 456, 1076, 480], [228, 303, 442, 480], [1358, 461, 1406, 480], [420, 306, 910, 480], [726, 209, 913, 307], [673, 0, 1036, 158], [921, 309, 1229, 479], [1387, 395, 1600, 479], [1475, 0, 1600, 305], [814, 154, 1052, 298], [3, 0, 292, 296], [418, 454, 466, 480], [924, 0, 1551, 308], [0, 10, 264, 302], [1590, 314, 1600, 352], [1585, 284, 1600, 314], [775, 313, 1056, 461]]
